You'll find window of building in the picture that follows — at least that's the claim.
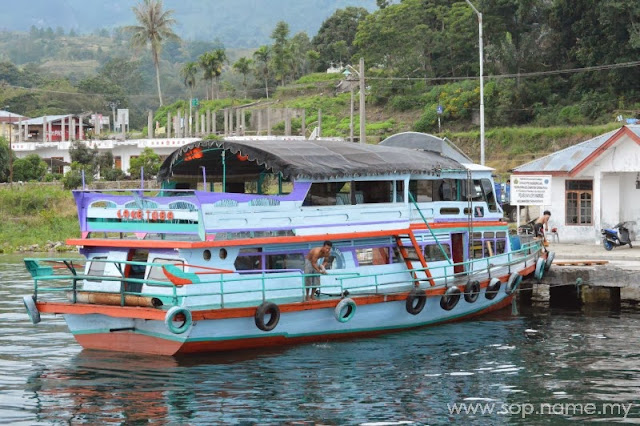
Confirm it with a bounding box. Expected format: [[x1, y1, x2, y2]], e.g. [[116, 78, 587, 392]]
[[565, 180, 593, 225]]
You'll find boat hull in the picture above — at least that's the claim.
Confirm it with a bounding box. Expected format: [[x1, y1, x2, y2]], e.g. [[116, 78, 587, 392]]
[[62, 284, 519, 356]]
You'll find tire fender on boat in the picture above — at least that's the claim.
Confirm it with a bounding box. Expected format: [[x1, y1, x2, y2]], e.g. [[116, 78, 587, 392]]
[[405, 288, 427, 315], [23, 295, 41, 325], [440, 286, 461, 311], [505, 273, 522, 295], [535, 257, 546, 281], [485, 278, 501, 300], [165, 306, 192, 334], [545, 251, 555, 271], [334, 298, 357, 323], [255, 301, 280, 331], [464, 280, 480, 303]]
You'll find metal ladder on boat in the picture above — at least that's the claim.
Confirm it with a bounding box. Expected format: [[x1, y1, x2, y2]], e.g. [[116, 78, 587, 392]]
[[394, 230, 436, 287]]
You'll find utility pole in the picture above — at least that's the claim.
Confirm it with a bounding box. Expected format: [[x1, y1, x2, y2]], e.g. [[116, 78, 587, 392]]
[[359, 58, 366, 144], [109, 101, 119, 133], [465, 0, 485, 165]]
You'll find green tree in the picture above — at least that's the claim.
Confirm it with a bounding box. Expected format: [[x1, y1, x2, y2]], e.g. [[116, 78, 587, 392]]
[[233, 57, 253, 98], [62, 162, 94, 190], [312, 7, 369, 71], [0, 137, 10, 183], [253, 45, 271, 98], [69, 140, 98, 169], [181, 61, 198, 97], [270, 21, 291, 85], [125, 0, 180, 106], [129, 147, 161, 178], [12, 154, 47, 182], [199, 48, 227, 99]]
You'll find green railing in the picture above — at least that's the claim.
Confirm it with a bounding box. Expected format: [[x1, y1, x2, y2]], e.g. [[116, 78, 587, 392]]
[[24, 240, 541, 309]]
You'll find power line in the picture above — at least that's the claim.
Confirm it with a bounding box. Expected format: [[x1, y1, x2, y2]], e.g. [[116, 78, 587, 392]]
[[366, 60, 640, 82]]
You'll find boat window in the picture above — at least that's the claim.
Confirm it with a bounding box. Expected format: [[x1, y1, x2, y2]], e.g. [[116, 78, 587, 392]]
[[424, 244, 451, 262], [460, 179, 484, 202], [266, 253, 305, 271], [496, 239, 506, 255], [355, 248, 374, 266], [304, 182, 346, 206], [235, 248, 263, 271], [481, 179, 499, 212], [147, 258, 185, 283], [87, 257, 108, 281], [433, 179, 458, 201], [354, 181, 395, 204], [439, 207, 460, 215], [354, 247, 392, 265], [409, 180, 434, 202]]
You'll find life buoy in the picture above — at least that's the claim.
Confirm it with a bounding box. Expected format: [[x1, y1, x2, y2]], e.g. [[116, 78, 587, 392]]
[[545, 251, 555, 271], [165, 306, 192, 334], [334, 298, 357, 322], [505, 273, 522, 295], [405, 288, 427, 315], [464, 280, 480, 303], [535, 257, 546, 281], [440, 286, 461, 311], [23, 295, 41, 325], [485, 278, 501, 300], [255, 301, 280, 331]]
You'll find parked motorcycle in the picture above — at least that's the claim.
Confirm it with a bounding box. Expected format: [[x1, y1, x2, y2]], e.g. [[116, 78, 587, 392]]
[[601, 222, 633, 250]]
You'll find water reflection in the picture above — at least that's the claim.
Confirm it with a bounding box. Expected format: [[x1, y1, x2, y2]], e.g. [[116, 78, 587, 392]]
[[2, 257, 640, 424]]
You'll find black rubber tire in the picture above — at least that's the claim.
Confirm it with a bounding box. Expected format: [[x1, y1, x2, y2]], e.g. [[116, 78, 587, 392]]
[[405, 288, 427, 315], [485, 278, 501, 300], [255, 301, 280, 332], [440, 287, 461, 311], [464, 280, 480, 303]]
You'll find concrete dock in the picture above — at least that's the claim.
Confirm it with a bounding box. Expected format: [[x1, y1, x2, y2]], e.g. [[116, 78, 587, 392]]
[[519, 242, 640, 308]]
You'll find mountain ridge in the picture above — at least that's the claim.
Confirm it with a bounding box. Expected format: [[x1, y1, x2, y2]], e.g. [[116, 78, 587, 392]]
[[0, 0, 377, 47]]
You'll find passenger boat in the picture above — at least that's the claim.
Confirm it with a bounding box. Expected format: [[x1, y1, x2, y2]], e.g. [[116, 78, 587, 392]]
[[22, 137, 553, 355]]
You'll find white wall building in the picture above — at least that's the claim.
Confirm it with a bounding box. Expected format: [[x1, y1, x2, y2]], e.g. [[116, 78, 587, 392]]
[[513, 125, 640, 244], [12, 138, 200, 175]]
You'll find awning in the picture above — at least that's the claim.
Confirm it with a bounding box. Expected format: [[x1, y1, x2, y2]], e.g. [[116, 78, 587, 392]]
[[157, 139, 463, 181]]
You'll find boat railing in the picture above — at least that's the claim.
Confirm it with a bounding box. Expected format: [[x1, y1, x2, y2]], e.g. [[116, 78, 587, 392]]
[[24, 240, 542, 309], [336, 240, 542, 291]]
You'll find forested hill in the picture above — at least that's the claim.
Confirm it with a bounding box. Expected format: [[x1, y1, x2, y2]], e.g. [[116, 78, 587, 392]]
[[0, 0, 376, 47]]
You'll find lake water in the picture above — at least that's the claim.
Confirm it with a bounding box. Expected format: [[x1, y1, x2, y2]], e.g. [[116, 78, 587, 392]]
[[1, 255, 639, 425]]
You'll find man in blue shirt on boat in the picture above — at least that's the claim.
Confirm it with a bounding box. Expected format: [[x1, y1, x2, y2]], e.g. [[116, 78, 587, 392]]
[[305, 241, 333, 300]]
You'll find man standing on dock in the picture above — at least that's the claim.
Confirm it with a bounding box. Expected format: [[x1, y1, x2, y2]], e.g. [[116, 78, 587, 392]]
[[534, 210, 551, 248], [305, 241, 333, 300]]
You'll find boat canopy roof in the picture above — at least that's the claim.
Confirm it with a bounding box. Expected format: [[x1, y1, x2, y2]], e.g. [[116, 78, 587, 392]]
[[157, 139, 463, 182]]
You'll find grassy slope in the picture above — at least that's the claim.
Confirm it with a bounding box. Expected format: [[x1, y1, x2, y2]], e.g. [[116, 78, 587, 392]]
[[0, 184, 79, 253]]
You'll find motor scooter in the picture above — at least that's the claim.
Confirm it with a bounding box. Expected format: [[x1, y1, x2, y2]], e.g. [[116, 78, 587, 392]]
[[601, 222, 633, 250]]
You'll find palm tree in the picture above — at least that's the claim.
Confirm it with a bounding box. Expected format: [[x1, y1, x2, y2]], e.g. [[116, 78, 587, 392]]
[[233, 57, 253, 98], [199, 48, 227, 100], [125, 0, 179, 106], [253, 45, 270, 98], [181, 61, 198, 135]]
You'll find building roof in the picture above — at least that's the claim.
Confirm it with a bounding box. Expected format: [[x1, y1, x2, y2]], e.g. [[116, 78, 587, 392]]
[[158, 138, 464, 182], [0, 110, 28, 122], [512, 125, 640, 176], [20, 115, 74, 126]]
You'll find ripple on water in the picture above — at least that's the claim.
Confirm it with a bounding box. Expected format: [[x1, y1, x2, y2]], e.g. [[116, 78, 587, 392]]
[[1, 258, 640, 423]]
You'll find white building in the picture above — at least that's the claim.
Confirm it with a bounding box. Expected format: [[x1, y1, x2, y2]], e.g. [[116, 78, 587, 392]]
[[512, 125, 640, 244], [12, 138, 199, 174]]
